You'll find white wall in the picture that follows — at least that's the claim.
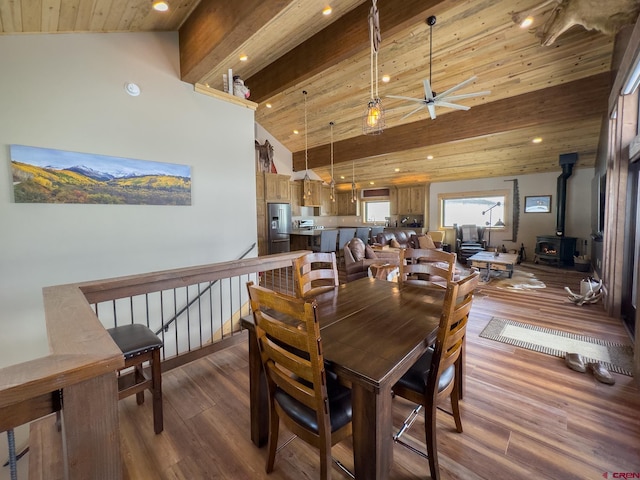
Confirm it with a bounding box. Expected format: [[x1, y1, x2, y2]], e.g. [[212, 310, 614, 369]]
[[429, 168, 594, 256], [0, 32, 257, 368]]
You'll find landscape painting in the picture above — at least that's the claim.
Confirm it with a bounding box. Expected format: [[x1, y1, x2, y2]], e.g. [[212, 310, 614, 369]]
[[11, 145, 191, 205]]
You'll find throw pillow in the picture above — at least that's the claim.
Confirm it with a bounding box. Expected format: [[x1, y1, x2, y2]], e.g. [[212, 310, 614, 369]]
[[418, 234, 436, 249], [390, 238, 400, 248], [365, 244, 378, 259], [349, 238, 365, 261]]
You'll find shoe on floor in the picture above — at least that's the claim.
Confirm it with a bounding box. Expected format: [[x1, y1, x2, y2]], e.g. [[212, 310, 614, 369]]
[[565, 353, 586, 373], [589, 362, 615, 385]]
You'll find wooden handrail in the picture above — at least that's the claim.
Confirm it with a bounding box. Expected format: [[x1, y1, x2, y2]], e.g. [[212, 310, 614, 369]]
[[0, 250, 310, 479]]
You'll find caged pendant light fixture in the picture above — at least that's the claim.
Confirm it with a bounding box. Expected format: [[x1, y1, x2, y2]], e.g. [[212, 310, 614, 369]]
[[363, 0, 385, 135], [302, 90, 312, 200], [329, 121, 336, 202]]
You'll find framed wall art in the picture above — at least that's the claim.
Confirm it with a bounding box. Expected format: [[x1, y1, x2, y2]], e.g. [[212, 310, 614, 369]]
[[11, 144, 191, 205], [524, 195, 551, 213]]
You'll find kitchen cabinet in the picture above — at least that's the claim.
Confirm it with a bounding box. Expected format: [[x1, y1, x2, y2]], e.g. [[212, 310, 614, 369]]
[[301, 180, 322, 207], [337, 192, 358, 216], [264, 173, 291, 202], [290, 182, 302, 216], [396, 185, 425, 215], [389, 187, 398, 215], [320, 186, 337, 216]]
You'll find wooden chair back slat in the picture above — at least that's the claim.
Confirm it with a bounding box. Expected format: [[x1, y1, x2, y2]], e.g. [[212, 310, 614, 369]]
[[293, 252, 339, 299], [400, 248, 457, 288]]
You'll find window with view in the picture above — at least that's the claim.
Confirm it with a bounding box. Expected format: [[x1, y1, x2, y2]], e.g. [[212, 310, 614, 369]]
[[365, 201, 390, 223], [440, 194, 506, 228]]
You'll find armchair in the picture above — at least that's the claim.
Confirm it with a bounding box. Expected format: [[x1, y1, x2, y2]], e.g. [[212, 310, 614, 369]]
[[455, 224, 486, 263], [343, 238, 399, 282]]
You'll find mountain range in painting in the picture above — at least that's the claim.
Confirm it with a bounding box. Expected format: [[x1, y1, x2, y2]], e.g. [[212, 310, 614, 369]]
[[12, 161, 191, 205]]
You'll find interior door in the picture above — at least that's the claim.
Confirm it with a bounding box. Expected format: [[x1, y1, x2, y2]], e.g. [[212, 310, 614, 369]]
[[621, 159, 639, 338]]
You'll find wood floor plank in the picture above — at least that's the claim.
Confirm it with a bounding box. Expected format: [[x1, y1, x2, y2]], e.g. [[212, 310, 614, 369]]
[[116, 261, 640, 479]]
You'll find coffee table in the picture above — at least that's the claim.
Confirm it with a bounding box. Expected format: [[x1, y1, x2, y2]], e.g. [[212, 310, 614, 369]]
[[468, 251, 519, 281], [368, 263, 399, 282]]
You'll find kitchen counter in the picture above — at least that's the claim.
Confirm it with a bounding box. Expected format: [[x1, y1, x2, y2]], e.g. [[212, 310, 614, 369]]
[[290, 228, 337, 236]]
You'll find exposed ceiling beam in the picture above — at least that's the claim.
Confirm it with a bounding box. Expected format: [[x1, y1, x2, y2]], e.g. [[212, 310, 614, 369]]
[[179, 0, 291, 85], [245, 0, 448, 104], [292, 72, 611, 171]]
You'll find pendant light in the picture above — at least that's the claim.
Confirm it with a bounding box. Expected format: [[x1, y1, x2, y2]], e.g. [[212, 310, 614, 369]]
[[363, 0, 385, 135], [302, 90, 312, 200], [351, 161, 357, 203], [329, 121, 336, 202]]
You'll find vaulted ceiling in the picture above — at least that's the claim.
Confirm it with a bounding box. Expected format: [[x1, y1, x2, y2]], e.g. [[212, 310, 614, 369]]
[[1, 0, 624, 189]]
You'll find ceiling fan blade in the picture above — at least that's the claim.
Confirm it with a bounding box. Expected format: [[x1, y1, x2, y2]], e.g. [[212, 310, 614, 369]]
[[423, 79, 434, 101], [427, 104, 437, 120], [401, 104, 427, 120], [441, 90, 491, 102], [434, 75, 478, 100], [434, 100, 471, 111], [387, 94, 427, 104]]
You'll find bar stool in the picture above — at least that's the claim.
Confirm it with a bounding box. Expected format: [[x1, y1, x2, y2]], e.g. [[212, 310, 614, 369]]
[[107, 323, 164, 434]]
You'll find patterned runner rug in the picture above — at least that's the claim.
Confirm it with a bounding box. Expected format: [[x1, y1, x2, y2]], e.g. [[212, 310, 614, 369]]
[[479, 317, 634, 376]]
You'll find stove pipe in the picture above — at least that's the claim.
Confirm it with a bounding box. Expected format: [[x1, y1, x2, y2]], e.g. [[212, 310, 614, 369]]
[[556, 153, 578, 236]]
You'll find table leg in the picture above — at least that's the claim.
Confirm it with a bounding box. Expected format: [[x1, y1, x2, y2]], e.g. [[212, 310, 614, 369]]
[[351, 383, 393, 480], [248, 329, 268, 447]]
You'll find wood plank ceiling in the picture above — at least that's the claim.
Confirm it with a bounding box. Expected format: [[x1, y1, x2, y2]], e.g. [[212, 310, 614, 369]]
[[0, 0, 624, 189]]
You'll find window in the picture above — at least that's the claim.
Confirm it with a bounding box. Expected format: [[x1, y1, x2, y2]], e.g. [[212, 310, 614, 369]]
[[364, 201, 390, 223], [440, 193, 506, 228]]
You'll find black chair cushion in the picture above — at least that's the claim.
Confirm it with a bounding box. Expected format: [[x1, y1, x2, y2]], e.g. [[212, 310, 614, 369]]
[[274, 370, 352, 433], [107, 324, 163, 359], [394, 348, 455, 394]]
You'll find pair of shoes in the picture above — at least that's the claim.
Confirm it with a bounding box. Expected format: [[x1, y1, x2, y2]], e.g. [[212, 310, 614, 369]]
[[589, 362, 615, 385], [565, 353, 586, 373]]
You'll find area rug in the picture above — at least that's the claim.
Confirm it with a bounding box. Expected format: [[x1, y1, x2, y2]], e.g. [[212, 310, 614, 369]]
[[488, 270, 546, 290], [479, 317, 634, 376]]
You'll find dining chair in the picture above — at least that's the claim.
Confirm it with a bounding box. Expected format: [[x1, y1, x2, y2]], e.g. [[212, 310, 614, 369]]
[[355, 227, 370, 245], [292, 252, 339, 299], [392, 270, 480, 480], [246, 282, 353, 480], [399, 248, 457, 288], [312, 229, 339, 254], [107, 323, 164, 434]]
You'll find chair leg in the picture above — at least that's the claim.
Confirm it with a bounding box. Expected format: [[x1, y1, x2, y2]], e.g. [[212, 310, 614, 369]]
[[425, 402, 440, 480], [451, 380, 463, 434], [266, 405, 279, 473], [319, 441, 331, 480], [151, 348, 163, 434], [135, 364, 145, 405]]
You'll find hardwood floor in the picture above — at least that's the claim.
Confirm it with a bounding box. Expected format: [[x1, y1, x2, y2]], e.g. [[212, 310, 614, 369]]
[[118, 262, 640, 480]]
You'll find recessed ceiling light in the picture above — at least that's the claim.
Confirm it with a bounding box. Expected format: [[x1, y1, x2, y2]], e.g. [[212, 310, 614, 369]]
[[370, 181, 375, 185], [382, 75, 390, 83], [239, 54, 248, 62], [265, 103, 272, 108], [427, 155, 434, 160], [520, 16, 533, 28], [394, 168, 400, 172], [340, 175, 345, 179], [322, 6, 332, 15], [152, 0, 169, 12], [124, 82, 141, 96], [532, 137, 543, 144], [293, 129, 299, 135]]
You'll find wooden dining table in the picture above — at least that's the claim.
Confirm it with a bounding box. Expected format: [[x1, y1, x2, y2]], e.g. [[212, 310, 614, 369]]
[[242, 277, 446, 480]]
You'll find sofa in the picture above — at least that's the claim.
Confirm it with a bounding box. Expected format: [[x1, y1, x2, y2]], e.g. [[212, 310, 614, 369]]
[[344, 238, 400, 282], [374, 229, 445, 249], [374, 229, 418, 248]]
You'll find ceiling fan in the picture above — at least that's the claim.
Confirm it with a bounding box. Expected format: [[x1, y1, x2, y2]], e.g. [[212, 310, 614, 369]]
[[388, 15, 490, 120]]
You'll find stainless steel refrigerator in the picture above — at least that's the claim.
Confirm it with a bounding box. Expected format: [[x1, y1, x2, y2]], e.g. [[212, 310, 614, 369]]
[[267, 203, 291, 254]]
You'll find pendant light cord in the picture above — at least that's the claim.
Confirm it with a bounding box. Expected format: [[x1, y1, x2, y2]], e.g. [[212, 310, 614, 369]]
[[303, 90, 308, 174], [369, 0, 380, 100]]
